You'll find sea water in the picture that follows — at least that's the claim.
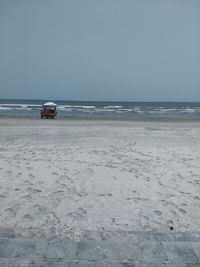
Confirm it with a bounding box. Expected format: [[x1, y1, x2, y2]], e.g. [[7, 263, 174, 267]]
[[0, 99, 200, 119]]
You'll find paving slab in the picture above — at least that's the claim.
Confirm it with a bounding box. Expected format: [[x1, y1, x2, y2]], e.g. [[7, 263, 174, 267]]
[[0, 238, 36, 258], [162, 242, 199, 265], [186, 264, 200, 267], [190, 243, 200, 262], [1, 228, 200, 266], [36, 238, 77, 259], [103, 231, 200, 243], [0, 228, 15, 238]]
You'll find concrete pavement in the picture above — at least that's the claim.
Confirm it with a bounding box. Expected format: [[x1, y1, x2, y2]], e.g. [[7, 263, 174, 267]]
[[1, 227, 200, 266]]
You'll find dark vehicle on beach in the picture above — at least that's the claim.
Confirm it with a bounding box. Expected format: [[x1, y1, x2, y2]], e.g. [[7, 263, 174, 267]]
[[40, 102, 57, 119]]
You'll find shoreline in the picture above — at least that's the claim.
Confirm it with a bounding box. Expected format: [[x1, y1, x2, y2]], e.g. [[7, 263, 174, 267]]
[[1, 113, 200, 123]]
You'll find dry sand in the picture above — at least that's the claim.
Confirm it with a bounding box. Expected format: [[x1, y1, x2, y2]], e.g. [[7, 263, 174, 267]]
[[0, 117, 200, 238]]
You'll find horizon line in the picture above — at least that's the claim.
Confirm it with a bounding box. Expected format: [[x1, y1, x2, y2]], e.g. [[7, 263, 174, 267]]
[[0, 98, 200, 103]]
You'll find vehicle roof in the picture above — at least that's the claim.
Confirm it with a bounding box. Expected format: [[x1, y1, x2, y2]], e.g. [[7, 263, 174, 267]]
[[43, 102, 57, 106]]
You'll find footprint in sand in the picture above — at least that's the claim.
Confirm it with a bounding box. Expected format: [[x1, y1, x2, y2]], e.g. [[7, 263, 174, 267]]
[[22, 194, 33, 201], [27, 187, 42, 193], [32, 188, 42, 193], [6, 170, 13, 177], [24, 180, 32, 185], [99, 193, 113, 197], [77, 192, 88, 197], [56, 181, 68, 188], [77, 208, 87, 215], [154, 210, 162, 216], [161, 199, 171, 207], [5, 204, 20, 218], [179, 208, 186, 214], [67, 208, 87, 220], [26, 166, 33, 171], [14, 165, 20, 169], [60, 175, 66, 181], [52, 172, 59, 176], [17, 172, 22, 178], [14, 188, 21, 191], [66, 176, 74, 183], [33, 204, 46, 215], [29, 174, 35, 179], [23, 214, 34, 221]]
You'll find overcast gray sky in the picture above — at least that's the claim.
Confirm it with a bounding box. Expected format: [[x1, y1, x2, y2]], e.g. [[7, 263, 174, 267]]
[[0, 0, 200, 101]]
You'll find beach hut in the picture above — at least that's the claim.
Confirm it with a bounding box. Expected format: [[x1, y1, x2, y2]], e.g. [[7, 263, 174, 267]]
[[40, 102, 57, 119]]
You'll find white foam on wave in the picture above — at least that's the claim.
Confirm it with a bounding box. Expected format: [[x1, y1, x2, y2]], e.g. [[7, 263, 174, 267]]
[[180, 108, 195, 113], [103, 106, 123, 109], [0, 107, 12, 110], [94, 108, 116, 112], [63, 105, 96, 109], [117, 108, 133, 112], [0, 104, 41, 110]]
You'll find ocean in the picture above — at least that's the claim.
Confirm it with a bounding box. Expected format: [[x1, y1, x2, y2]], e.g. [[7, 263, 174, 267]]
[[0, 99, 200, 120]]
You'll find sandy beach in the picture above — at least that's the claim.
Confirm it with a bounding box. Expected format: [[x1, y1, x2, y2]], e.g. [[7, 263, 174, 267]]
[[0, 117, 200, 238]]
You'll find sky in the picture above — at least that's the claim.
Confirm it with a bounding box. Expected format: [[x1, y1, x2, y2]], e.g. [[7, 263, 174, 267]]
[[0, 0, 200, 102]]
